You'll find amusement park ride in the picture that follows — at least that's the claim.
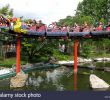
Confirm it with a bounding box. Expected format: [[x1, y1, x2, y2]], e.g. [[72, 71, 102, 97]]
[[1, 26, 110, 73], [1, 16, 110, 90]]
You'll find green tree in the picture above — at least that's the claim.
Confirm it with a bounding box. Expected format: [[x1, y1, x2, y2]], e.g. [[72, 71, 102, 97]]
[[21, 38, 60, 63], [0, 4, 13, 16], [76, 0, 110, 21], [58, 16, 74, 26]]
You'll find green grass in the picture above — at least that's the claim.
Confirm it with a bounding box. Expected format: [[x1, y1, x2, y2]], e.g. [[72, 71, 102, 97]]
[[91, 53, 110, 58], [53, 50, 73, 60], [0, 57, 26, 68]]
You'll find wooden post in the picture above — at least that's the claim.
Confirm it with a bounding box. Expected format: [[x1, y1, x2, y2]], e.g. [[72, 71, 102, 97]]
[[16, 36, 21, 73], [73, 39, 78, 91]]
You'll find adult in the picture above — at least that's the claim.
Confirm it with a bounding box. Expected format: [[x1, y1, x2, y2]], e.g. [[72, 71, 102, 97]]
[[37, 20, 46, 32], [96, 22, 103, 31], [48, 22, 58, 32], [83, 22, 90, 32], [106, 20, 110, 31], [61, 23, 68, 32], [73, 23, 80, 32]]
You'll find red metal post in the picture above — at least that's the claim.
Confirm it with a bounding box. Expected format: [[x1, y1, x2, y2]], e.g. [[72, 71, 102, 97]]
[[16, 36, 21, 73], [74, 39, 78, 73], [73, 39, 78, 91]]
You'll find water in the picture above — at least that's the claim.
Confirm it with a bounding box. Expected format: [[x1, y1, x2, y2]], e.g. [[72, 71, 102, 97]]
[[0, 62, 110, 91]]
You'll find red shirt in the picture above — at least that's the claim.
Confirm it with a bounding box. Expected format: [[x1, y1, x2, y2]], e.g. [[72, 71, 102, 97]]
[[96, 26, 103, 31], [61, 27, 68, 32], [106, 27, 110, 31], [37, 25, 46, 32], [29, 25, 36, 31]]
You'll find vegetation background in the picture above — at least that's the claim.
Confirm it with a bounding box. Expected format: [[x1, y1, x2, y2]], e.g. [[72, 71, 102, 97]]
[[0, 0, 110, 67]]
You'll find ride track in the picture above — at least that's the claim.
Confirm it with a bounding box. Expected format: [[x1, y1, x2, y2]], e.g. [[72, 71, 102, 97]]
[[1, 26, 110, 91]]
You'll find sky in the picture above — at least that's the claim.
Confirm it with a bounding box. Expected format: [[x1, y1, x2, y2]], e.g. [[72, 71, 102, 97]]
[[0, 0, 83, 25]]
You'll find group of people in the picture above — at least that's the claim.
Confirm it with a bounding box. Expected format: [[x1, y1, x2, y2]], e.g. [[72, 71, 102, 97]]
[[0, 15, 46, 33], [50, 21, 110, 32], [1, 15, 110, 33]]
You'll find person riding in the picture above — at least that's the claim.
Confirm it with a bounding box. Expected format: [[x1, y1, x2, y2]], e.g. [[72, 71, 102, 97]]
[[36, 20, 46, 32], [48, 22, 58, 32], [29, 19, 37, 31], [0, 15, 10, 27], [83, 22, 90, 32], [96, 22, 103, 31], [73, 23, 80, 32], [106, 19, 110, 31], [61, 23, 68, 32]]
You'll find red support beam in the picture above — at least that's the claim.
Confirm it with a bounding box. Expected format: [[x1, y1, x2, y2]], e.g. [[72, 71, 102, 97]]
[[74, 39, 78, 73], [73, 39, 78, 91], [16, 36, 21, 74]]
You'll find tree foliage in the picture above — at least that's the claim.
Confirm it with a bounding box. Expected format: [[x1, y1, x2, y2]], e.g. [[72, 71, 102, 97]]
[[0, 4, 13, 16], [21, 38, 60, 63], [58, 16, 74, 26], [57, 0, 110, 26], [77, 0, 110, 21]]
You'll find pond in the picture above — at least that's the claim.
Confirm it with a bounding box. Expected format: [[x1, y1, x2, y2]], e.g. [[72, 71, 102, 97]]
[[0, 61, 110, 91]]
